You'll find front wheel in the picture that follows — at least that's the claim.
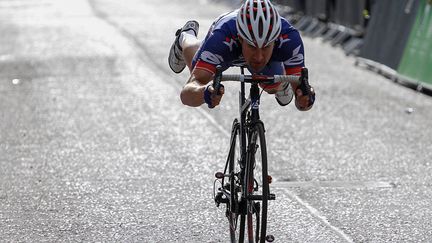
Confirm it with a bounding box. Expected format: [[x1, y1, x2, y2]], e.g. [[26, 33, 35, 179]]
[[245, 122, 269, 243], [226, 119, 245, 242]]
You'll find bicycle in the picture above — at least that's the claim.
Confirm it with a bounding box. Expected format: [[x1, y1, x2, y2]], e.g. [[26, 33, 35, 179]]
[[213, 66, 310, 243]]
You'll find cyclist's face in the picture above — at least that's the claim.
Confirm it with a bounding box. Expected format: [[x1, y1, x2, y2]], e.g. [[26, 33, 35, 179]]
[[240, 38, 274, 73]]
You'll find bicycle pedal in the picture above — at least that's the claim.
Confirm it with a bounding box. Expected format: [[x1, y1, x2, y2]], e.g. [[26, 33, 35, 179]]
[[269, 193, 276, 200], [215, 191, 228, 206], [265, 235, 275, 242], [214, 192, 223, 207]]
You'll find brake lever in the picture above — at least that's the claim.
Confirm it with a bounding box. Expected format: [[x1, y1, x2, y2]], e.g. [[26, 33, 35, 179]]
[[299, 68, 309, 94], [299, 67, 315, 105], [213, 65, 223, 95]]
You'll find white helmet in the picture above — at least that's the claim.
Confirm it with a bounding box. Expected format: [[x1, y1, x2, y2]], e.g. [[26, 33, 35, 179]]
[[236, 0, 282, 48]]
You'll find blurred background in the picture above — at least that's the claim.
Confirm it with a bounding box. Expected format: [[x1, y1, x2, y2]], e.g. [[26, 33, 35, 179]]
[[270, 0, 431, 94]]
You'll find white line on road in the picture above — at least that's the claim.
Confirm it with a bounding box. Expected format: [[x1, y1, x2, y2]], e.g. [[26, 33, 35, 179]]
[[284, 189, 355, 243], [274, 180, 394, 242], [274, 180, 394, 189]]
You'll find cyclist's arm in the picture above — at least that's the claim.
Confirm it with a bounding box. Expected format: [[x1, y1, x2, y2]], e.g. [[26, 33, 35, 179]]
[[180, 68, 214, 107], [285, 67, 315, 111]]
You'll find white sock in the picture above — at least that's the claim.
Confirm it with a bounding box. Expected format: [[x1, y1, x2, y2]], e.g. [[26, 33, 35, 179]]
[[179, 29, 197, 45]]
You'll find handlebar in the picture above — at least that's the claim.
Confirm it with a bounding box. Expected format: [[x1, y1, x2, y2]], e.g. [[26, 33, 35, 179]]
[[212, 66, 309, 91], [210, 66, 314, 110], [220, 74, 301, 85]]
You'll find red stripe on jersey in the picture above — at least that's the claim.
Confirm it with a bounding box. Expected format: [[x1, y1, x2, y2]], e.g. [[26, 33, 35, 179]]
[[259, 82, 280, 90], [285, 66, 302, 76], [194, 60, 217, 74]]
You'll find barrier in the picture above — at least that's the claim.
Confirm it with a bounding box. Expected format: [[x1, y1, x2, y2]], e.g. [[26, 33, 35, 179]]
[[397, 0, 432, 90], [325, 0, 368, 49], [358, 0, 419, 70], [300, 0, 328, 38], [277, 0, 371, 55], [305, 0, 328, 19], [273, 0, 305, 14], [329, 0, 367, 29]]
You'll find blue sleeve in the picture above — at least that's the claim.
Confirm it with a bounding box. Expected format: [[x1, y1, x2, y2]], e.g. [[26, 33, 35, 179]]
[[194, 29, 237, 72], [276, 28, 305, 69]]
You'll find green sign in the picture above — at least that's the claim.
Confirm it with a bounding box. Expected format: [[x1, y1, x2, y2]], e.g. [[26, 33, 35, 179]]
[[398, 0, 432, 86]]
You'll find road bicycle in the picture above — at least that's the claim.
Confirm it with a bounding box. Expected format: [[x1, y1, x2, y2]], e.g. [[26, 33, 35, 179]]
[[213, 66, 310, 243]]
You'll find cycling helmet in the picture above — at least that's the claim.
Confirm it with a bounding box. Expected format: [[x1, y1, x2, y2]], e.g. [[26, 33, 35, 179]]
[[236, 0, 282, 48]]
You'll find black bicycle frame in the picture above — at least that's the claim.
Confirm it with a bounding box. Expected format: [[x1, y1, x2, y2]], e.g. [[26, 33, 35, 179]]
[[238, 66, 262, 168]]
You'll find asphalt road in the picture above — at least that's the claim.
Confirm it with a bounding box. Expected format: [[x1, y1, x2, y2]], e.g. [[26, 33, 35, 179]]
[[1, 0, 432, 242]]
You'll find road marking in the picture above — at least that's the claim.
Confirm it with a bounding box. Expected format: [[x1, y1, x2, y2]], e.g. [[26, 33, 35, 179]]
[[273, 181, 393, 242], [283, 189, 355, 243], [274, 180, 395, 189], [195, 108, 231, 138]]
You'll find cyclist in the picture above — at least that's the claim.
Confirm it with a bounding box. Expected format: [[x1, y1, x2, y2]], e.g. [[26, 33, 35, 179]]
[[168, 0, 315, 110]]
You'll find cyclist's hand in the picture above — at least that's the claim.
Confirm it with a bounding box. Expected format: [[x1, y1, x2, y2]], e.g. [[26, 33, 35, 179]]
[[204, 84, 225, 108], [295, 85, 315, 111]]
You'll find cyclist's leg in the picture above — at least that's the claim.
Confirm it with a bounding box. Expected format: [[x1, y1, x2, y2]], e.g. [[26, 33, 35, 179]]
[[168, 20, 200, 74], [180, 34, 201, 72]]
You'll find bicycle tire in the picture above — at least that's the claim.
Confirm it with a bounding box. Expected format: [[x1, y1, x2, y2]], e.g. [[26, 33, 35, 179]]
[[245, 122, 269, 243], [226, 119, 245, 242]]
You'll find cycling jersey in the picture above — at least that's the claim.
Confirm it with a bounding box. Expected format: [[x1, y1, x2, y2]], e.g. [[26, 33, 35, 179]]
[[192, 10, 305, 84]]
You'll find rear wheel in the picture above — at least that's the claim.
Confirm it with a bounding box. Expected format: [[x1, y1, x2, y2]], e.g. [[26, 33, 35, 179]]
[[245, 123, 268, 243]]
